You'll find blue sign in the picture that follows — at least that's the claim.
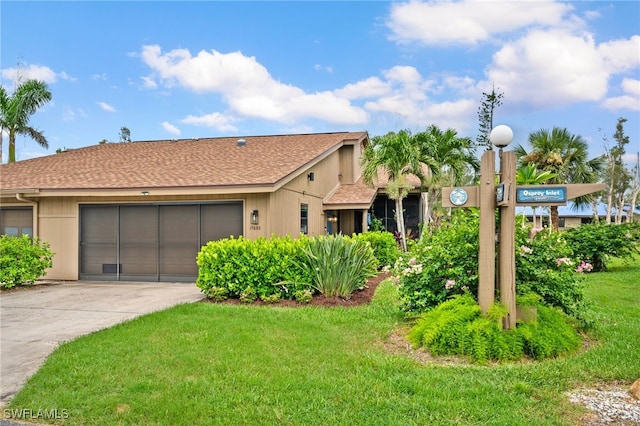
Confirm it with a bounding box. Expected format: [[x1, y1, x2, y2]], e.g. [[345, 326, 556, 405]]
[[449, 188, 468, 206], [516, 187, 567, 203]]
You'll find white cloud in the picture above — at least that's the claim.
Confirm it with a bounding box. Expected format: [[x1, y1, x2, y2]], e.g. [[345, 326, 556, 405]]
[[598, 35, 640, 73], [161, 121, 181, 136], [602, 78, 640, 111], [1, 64, 74, 84], [335, 77, 390, 100], [181, 112, 237, 132], [139, 45, 368, 126], [91, 73, 108, 80], [62, 107, 87, 122], [602, 96, 640, 111], [97, 101, 117, 112], [621, 78, 640, 97], [141, 76, 157, 89], [386, 0, 575, 45], [486, 29, 609, 107], [314, 64, 333, 73]]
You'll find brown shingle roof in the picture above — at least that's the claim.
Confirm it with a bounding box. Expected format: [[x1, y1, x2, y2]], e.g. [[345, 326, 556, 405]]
[[0, 132, 367, 191], [324, 177, 378, 209]]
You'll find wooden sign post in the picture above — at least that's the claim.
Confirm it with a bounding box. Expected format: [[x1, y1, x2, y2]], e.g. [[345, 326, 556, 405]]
[[442, 125, 604, 329]]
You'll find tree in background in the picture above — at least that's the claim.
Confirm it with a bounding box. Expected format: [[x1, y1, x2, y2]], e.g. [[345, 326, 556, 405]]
[[119, 126, 131, 143], [476, 85, 504, 151], [415, 125, 479, 231], [628, 153, 640, 222], [603, 117, 631, 223], [514, 127, 604, 230], [361, 130, 424, 252], [0, 79, 52, 163]]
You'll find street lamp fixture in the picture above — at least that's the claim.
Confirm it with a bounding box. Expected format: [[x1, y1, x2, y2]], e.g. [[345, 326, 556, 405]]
[[489, 125, 514, 149]]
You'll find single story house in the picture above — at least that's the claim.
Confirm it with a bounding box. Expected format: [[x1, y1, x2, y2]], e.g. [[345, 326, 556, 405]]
[[1, 131, 408, 282]]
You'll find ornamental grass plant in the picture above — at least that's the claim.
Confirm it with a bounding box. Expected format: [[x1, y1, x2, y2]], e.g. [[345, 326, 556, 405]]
[[300, 234, 378, 298]]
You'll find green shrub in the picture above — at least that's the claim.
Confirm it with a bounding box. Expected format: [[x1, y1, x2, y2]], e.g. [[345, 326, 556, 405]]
[[0, 235, 54, 289], [294, 289, 313, 304], [352, 231, 400, 268], [205, 286, 229, 302], [515, 226, 586, 319], [240, 286, 257, 303], [260, 293, 281, 304], [395, 211, 586, 320], [196, 236, 311, 300], [407, 294, 581, 363], [565, 222, 640, 271], [299, 234, 378, 298], [394, 212, 479, 314]]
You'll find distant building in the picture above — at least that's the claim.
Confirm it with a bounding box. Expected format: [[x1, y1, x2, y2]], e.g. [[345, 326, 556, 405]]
[[516, 202, 640, 229]]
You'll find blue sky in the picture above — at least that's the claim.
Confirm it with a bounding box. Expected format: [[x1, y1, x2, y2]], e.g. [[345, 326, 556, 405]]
[[1, 1, 638, 164]]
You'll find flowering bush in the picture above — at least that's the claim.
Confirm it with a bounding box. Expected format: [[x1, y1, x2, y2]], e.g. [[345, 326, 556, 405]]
[[392, 212, 479, 314], [394, 211, 586, 320], [565, 222, 640, 272], [515, 225, 586, 319]]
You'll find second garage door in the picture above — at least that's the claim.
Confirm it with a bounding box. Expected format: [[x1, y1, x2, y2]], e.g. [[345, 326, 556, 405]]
[[80, 202, 242, 282]]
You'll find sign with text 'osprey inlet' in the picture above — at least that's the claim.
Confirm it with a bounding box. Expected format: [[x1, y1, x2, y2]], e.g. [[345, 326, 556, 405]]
[[516, 187, 567, 204]]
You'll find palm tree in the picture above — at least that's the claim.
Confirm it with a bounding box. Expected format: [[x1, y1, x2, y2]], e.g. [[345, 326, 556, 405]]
[[516, 164, 556, 228], [415, 125, 480, 231], [361, 130, 424, 252], [0, 79, 52, 163], [513, 127, 604, 230]]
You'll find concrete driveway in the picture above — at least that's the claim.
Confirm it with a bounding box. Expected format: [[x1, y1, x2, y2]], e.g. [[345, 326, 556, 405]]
[[0, 281, 204, 405]]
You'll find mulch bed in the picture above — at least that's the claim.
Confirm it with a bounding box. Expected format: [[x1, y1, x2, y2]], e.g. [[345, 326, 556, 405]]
[[201, 273, 390, 307]]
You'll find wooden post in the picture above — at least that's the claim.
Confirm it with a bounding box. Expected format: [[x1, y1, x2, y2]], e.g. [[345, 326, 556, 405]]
[[498, 151, 517, 329], [478, 150, 496, 313]]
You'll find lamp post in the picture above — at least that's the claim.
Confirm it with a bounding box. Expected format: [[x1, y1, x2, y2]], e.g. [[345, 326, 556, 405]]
[[490, 125, 517, 329], [443, 125, 604, 330]]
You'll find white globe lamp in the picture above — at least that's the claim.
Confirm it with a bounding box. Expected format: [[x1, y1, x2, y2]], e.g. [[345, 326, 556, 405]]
[[490, 125, 513, 149]]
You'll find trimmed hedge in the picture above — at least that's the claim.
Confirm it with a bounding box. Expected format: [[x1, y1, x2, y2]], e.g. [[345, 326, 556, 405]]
[[196, 233, 388, 301], [196, 236, 310, 300], [351, 231, 400, 269]]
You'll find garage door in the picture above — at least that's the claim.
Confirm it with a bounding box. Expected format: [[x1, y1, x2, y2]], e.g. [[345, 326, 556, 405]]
[[79, 203, 242, 282]]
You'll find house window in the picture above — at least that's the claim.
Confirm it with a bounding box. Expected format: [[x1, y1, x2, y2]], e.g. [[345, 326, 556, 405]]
[[558, 218, 566, 228], [0, 207, 33, 237], [4, 226, 19, 236], [300, 204, 308, 234]]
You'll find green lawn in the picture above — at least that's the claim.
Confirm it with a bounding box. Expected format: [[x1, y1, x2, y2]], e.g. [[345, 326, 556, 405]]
[[7, 260, 640, 425]]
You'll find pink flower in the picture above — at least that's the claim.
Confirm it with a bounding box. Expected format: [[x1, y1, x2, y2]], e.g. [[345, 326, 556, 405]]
[[575, 261, 593, 273], [445, 279, 456, 290], [529, 227, 543, 238], [556, 257, 572, 267], [520, 245, 532, 255]]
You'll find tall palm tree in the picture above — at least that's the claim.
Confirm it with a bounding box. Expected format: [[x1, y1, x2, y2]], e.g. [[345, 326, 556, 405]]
[[513, 127, 604, 230], [0, 79, 52, 163], [415, 125, 480, 231], [361, 130, 423, 252]]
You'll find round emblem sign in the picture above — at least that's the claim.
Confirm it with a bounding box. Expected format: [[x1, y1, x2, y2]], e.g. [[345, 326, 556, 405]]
[[449, 188, 468, 206]]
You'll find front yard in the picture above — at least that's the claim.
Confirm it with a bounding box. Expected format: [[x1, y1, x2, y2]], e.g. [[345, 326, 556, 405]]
[[5, 259, 640, 425]]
